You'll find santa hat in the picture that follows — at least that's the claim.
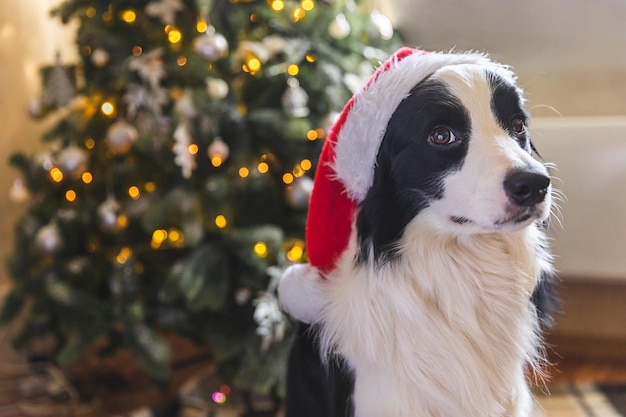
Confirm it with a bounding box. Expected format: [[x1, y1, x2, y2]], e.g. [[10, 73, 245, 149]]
[[279, 48, 501, 323]]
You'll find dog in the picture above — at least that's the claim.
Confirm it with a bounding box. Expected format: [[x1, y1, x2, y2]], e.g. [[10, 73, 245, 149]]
[[279, 49, 558, 417]]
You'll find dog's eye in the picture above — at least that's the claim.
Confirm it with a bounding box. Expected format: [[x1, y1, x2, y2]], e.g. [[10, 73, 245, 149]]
[[511, 118, 526, 134], [429, 127, 457, 145]]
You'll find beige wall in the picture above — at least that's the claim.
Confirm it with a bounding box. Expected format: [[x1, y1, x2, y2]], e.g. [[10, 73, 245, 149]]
[[0, 0, 75, 359], [0, 0, 76, 287]]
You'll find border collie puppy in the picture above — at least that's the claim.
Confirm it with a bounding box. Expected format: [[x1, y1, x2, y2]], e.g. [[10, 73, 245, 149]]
[[279, 49, 557, 417]]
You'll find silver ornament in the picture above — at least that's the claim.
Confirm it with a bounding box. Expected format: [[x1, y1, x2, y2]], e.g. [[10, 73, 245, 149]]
[[285, 176, 313, 208], [369, 11, 394, 40], [193, 28, 229, 61], [282, 78, 310, 118], [35, 223, 64, 255], [91, 48, 110, 67], [97, 196, 126, 233], [207, 137, 230, 161], [27, 98, 43, 118], [56, 146, 89, 179], [9, 179, 30, 203], [106, 120, 139, 155], [206, 77, 229, 99], [328, 13, 351, 40]]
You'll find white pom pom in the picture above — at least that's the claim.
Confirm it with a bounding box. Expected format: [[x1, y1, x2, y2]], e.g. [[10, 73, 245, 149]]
[[278, 263, 326, 324]]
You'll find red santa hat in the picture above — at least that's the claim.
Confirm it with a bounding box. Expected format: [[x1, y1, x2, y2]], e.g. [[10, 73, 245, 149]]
[[279, 48, 500, 323]]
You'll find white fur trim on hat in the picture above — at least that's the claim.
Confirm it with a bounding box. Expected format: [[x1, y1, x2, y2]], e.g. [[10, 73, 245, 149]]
[[332, 50, 509, 202], [278, 263, 326, 324]]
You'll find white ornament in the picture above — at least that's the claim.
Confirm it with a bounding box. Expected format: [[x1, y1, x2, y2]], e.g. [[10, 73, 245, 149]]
[[9, 179, 30, 203], [128, 49, 165, 89], [282, 78, 310, 118], [35, 223, 63, 255], [286, 176, 313, 208], [193, 28, 229, 62], [370, 10, 394, 40], [106, 120, 139, 155], [145, 0, 183, 25], [328, 13, 351, 40], [173, 123, 197, 179], [205, 77, 229, 99], [97, 195, 126, 234], [56, 146, 89, 179], [253, 292, 286, 352], [27, 98, 43, 118], [91, 48, 110, 67], [207, 137, 229, 161]]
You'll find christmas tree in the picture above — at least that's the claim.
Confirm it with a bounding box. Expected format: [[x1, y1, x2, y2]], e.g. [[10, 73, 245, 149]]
[[2, 0, 400, 395]]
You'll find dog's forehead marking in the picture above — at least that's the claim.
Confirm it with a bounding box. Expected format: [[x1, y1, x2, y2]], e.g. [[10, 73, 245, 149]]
[[430, 64, 508, 138]]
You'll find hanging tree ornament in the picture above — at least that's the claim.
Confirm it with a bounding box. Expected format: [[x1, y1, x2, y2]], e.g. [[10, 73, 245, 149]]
[[145, 0, 183, 25], [41, 52, 76, 110], [56, 146, 89, 179], [106, 120, 139, 155], [328, 13, 351, 40], [91, 48, 110, 67], [369, 10, 394, 40], [282, 78, 310, 118], [205, 77, 229, 100], [97, 195, 127, 234], [285, 176, 313, 208], [9, 179, 30, 203], [207, 137, 230, 162], [35, 223, 64, 255], [193, 26, 229, 62], [173, 123, 197, 178]]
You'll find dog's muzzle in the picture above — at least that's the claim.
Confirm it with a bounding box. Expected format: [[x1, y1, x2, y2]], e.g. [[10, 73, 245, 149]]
[[503, 169, 551, 207]]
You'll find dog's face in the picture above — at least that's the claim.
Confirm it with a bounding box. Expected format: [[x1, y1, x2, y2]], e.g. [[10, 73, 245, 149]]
[[357, 63, 552, 262]]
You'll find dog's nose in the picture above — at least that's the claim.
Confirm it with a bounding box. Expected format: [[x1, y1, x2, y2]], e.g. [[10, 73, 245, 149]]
[[503, 170, 551, 206]]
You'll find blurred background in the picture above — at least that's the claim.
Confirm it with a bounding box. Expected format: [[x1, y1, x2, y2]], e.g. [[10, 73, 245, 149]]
[[1, 0, 625, 415]]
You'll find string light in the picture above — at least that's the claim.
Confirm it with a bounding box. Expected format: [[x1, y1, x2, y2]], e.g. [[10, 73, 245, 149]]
[[101, 101, 115, 116], [287, 242, 304, 262], [84, 138, 95, 149], [257, 162, 269, 174], [301, 0, 314, 11], [212, 392, 227, 404], [305, 53, 316, 63], [117, 215, 129, 229], [254, 242, 268, 258], [211, 156, 223, 167], [196, 17, 208, 33], [132, 46, 143, 56], [188, 143, 198, 154], [215, 215, 227, 229], [120, 9, 136, 23], [65, 190, 77, 202], [293, 165, 305, 177], [168, 28, 182, 44], [300, 159, 312, 171], [306, 129, 318, 141], [145, 182, 156, 192], [116, 247, 132, 264], [270, 0, 285, 12], [315, 128, 325, 138], [177, 56, 188, 66], [85, 7, 96, 18], [292, 7, 306, 21], [244, 56, 262, 74], [49, 167, 64, 183], [82, 172, 93, 184], [128, 186, 140, 200], [287, 64, 299, 76], [239, 167, 250, 178], [168, 228, 184, 245], [282, 173, 294, 184]]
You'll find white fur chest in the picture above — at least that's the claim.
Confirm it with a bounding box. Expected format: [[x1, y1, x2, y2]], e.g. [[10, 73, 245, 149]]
[[318, 216, 548, 417]]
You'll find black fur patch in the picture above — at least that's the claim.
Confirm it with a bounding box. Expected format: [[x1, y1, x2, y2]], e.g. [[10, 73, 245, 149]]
[[488, 72, 531, 152], [356, 77, 471, 264]]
